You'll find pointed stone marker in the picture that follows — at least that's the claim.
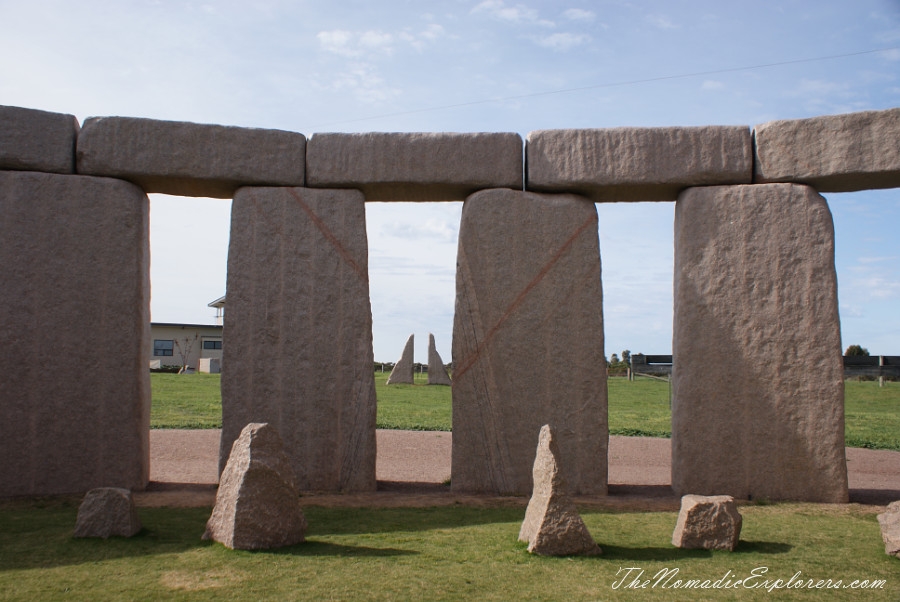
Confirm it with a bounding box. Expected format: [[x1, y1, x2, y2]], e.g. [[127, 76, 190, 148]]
[[427, 334, 452, 385], [386, 334, 415, 384], [204, 423, 307, 550], [519, 425, 601, 556]]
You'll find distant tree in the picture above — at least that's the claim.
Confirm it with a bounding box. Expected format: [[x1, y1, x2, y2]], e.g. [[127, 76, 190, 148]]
[[174, 333, 199, 373], [845, 344, 870, 357], [621, 350, 631, 365], [610, 353, 620, 364]]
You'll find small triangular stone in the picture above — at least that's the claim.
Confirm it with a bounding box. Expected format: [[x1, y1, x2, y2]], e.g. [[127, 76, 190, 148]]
[[427, 333, 452, 385], [73, 487, 142, 538], [672, 494, 742, 551], [386, 334, 415, 384], [203, 422, 307, 550], [877, 500, 900, 558], [519, 424, 601, 556]]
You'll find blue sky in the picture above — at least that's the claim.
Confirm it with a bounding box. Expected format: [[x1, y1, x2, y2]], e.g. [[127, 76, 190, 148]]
[[2, 0, 899, 362]]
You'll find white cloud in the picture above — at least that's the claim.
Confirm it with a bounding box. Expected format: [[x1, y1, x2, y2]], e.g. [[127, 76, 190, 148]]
[[399, 23, 447, 51], [562, 8, 595, 22], [536, 32, 590, 50], [646, 14, 679, 29], [702, 80, 724, 90], [315, 64, 402, 104], [471, 0, 555, 26], [382, 217, 459, 243], [317, 29, 394, 58]]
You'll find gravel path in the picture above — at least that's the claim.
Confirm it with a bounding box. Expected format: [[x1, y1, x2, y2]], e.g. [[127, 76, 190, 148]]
[[139, 429, 900, 508]]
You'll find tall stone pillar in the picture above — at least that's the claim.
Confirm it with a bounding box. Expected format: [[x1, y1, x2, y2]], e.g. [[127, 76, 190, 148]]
[[672, 183, 848, 503], [452, 189, 607, 495], [221, 187, 377, 492], [0, 171, 150, 496]]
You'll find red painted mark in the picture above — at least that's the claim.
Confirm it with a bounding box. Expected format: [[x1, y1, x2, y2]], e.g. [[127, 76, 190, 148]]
[[454, 212, 597, 381], [287, 188, 367, 281]]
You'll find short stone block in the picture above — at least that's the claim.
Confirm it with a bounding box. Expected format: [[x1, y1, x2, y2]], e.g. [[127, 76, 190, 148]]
[[221, 186, 376, 492], [754, 108, 900, 192], [0, 171, 150, 496], [672, 495, 742, 551], [74, 488, 142, 538], [452, 189, 607, 495], [76, 116, 306, 198], [526, 125, 752, 202], [204, 423, 307, 550], [877, 500, 900, 559], [0, 105, 79, 174], [672, 183, 848, 503], [306, 132, 523, 201]]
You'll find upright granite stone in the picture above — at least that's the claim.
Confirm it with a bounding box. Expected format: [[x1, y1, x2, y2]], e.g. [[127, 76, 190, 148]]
[[452, 189, 607, 495], [222, 186, 376, 492], [76, 116, 306, 198], [526, 126, 752, 202], [672, 184, 848, 503], [671, 495, 742, 551], [0, 171, 150, 496], [204, 423, 307, 550], [386, 334, 415, 385], [427, 333, 452, 386], [877, 501, 900, 559], [519, 425, 601, 556], [306, 132, 523, 202], [0, 105, 79, 174], [754, 108, 900, 192], [73, 488, 142, 539]]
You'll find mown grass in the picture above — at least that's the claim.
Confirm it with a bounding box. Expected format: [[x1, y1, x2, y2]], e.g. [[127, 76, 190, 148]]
[[0, 499, 894, 601], [150, 374, 900, 450]]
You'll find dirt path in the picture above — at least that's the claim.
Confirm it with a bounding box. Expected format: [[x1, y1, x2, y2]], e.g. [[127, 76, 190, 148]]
[[136, 429, 900, 509]]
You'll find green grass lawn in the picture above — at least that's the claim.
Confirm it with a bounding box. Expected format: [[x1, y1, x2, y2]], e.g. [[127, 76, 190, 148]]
[[150, 373, 900, 450], [0, 499, 895, 601]]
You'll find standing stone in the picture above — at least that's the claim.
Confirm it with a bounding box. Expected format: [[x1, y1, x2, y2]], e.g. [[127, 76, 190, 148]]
[[519, 425, 601, 556], [877, 500, 900, 559], [427, 333, 452, 386], [452, 189, 607, 495], [204, 423, 307, 550], [672, 184, 848, 503], [73, 488, 142, 539], [671, 495, 742, 551], [0, 171, 150, 496], [221, 187, 376, 492], [386, 334, 415, 385]]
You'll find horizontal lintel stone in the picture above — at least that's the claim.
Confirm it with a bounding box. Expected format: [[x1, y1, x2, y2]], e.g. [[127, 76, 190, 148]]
[[76, 116, 306, 198], [306, 132, 523, 202], [526, 125, 752, 202], [753, 107, 900, 192], [0, 105, 80, 174]]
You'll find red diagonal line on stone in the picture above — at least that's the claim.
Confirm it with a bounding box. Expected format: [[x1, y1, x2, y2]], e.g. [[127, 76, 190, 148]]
[[454, 212, 597, 382], [287, 188, 367, 281]]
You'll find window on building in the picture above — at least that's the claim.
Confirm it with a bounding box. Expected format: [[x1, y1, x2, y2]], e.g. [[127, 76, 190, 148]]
[[154, 339, 174, 356], [203, 340, 223, 350]]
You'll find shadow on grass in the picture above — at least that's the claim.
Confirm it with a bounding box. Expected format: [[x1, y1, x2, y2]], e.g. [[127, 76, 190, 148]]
[[599, 540, 791, 561], [261, 540, 418, 557], [304, 506, 524, 536]]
